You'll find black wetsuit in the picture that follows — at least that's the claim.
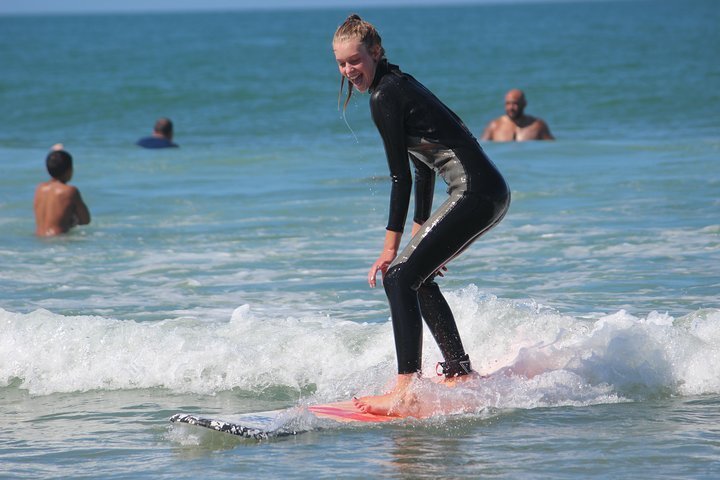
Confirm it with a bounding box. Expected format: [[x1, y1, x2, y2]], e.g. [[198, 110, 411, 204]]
[[369, 60, 510, 376]]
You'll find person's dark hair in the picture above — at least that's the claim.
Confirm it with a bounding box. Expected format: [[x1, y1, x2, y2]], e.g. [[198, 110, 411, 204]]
[[333, 14, 385, 111], [46, 150, 73, 179], [153, 117, 174, 138]]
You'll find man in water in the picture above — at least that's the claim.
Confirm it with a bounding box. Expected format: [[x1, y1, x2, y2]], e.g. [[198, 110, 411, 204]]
[[136, 117, 179, 149], [481, 89, 554, 141], [34, 148, 91, 236]]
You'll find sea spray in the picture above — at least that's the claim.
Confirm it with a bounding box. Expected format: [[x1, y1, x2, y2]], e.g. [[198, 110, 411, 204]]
[[3, 292, 719, 408]]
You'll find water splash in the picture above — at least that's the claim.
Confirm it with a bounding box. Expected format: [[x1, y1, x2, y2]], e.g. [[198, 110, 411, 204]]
[[2, 290, 719, 410]]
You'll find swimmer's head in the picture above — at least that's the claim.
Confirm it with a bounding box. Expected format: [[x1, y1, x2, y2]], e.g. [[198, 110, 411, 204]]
[[333, 14, 385, 110], [153, 117, 174, 139], [504, 89, 527, 120], [46, 150, 73, 181]]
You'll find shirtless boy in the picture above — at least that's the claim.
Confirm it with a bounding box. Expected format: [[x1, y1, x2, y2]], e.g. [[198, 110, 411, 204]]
[[34, 149, 91, 236], [481, 89, 554, 141]]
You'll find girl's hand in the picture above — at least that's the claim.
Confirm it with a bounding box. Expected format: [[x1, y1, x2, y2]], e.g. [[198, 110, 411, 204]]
[[368, 230, 403, 288], [368, 251, 395, 288]]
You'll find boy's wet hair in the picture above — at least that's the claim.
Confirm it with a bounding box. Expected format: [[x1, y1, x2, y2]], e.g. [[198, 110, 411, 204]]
[[154, 117, 173, 137], [46, 150, 73, 179]]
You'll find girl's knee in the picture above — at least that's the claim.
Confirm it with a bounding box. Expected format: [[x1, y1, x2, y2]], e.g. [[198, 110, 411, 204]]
[[384, 264, 423, 294]]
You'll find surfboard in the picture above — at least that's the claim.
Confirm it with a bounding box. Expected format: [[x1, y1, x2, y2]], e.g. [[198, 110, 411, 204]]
[[170, 400, 398, 440], [169, 375, 487, 439]]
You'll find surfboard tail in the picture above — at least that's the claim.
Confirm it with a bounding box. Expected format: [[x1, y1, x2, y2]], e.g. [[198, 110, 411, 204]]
[[169, 399, 403, 440], [169, 413, 300, 440]]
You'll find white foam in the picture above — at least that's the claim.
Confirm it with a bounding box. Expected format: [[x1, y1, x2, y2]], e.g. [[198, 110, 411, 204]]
[[2, 291, 719, 411]]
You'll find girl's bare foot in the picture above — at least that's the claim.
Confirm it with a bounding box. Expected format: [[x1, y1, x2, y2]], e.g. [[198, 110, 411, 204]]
[[352, 373, 420, 417]]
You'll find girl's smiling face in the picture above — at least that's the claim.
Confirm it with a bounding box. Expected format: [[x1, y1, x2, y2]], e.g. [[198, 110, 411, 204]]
[[333, 38, 381, 93]]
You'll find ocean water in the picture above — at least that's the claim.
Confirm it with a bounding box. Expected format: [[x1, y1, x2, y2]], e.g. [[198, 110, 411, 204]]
[[1, 0, 719, 478]]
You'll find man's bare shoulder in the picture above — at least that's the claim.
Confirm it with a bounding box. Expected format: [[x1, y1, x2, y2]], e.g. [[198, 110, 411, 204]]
[[530, 117, 554, 140], [491, 115, 514, 127], [514, 115, 553, 141], [528, 116, 550, 129], [34, 181, 80, 213], [35, 180, 52, 192], [482, 115, 516, 141]]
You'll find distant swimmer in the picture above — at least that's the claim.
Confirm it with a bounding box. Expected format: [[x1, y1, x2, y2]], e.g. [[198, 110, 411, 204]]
[[136, 117, 179, 149], [34, 148, 91, 237], [333, 15, 510, 417], [481, 89, 554, 142]]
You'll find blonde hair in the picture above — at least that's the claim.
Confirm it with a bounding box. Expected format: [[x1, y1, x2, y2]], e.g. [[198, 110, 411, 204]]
[[333, 14, 385, 111]]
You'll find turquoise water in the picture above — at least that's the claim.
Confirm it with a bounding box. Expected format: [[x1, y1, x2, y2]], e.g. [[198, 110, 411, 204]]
[[1, 1, 719, 478]]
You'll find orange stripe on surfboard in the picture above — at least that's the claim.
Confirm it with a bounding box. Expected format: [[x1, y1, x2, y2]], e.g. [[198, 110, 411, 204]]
[[308, 401, 398, 423]]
